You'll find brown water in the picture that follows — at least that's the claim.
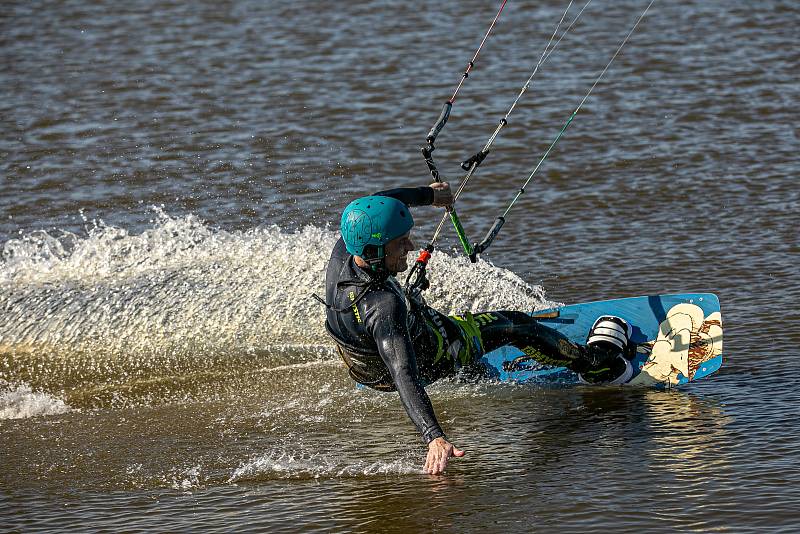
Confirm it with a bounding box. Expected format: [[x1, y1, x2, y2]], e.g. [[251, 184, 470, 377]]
[[2, 0, 799, 532]]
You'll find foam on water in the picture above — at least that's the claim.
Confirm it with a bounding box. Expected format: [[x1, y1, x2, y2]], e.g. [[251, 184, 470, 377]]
[[0, 210, 554, 387], [1, 209, 335, 355], [0, 379, 72, 419], [229, 449, 420, 482]]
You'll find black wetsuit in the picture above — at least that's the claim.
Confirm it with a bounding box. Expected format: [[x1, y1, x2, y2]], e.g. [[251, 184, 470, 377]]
[[323, 187, 620, 443]]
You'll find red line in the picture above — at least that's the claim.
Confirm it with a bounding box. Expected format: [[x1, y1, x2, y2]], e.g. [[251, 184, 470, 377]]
[[450, 0, 509, 103]]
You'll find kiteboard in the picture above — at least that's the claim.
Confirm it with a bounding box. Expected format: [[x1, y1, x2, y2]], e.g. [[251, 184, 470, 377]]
[[480, 293, 723, 388]]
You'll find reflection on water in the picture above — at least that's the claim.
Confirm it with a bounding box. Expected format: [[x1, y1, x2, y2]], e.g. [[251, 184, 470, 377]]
[[3, 369, 797, 532]]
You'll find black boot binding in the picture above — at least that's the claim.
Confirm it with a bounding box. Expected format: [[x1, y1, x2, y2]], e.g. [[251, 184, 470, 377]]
[[579, 316, 634, 385]]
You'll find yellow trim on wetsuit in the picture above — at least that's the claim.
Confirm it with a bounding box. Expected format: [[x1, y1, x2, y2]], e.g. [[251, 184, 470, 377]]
[[426, 318, 445, 363], [449, 312, 485, 367]]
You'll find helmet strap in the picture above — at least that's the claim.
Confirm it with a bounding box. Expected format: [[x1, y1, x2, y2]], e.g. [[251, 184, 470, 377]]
[[360, 245, 386, 273]]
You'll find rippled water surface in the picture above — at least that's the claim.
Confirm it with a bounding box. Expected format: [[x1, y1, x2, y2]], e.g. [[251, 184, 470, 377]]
[[2, 0, 799, 532]]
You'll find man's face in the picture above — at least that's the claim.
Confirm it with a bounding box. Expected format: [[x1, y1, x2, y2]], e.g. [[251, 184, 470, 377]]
[[384, 232, 416, 274]]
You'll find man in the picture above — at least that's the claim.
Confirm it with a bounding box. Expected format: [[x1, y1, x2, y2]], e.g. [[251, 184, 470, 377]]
[[318, 182, 633, 475]]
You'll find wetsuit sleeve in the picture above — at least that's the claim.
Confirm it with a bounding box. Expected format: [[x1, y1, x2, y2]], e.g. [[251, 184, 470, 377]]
[[373, 186, 434, 207], [364, 294, 445, 444]]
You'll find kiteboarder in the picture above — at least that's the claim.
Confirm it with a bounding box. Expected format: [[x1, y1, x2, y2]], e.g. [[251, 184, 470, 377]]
[[318, 183, 633, 474]]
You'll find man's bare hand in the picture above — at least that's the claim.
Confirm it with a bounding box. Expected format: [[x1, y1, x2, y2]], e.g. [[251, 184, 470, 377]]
[[430, 182, 454, 208], [423, 436, 465, 475]]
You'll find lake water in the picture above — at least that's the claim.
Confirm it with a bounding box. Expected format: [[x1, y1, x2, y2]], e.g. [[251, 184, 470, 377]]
[[2, 0, 799, 532]]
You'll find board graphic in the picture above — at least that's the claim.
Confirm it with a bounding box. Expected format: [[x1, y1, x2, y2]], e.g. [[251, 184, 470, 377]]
[[480, 293, 723, 388]]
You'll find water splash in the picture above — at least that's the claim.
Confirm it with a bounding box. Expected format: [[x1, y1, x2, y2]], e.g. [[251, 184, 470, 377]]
[[1, 209, 335, 354], [0, 210, 554, 403], [229, 449, 420, 482], [2, 209, 550, 353], [0, 379, 72, 419]]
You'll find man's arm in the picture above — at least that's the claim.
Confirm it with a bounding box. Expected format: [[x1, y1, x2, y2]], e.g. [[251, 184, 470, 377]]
[[373, 186, 433, 207], [364, 293, 465, 473], [374, 182, 453, 208], [366, 292, 444, 443]]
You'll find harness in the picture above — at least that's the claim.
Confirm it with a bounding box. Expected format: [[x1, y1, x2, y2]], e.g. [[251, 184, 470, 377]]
[[315, 256, 482, 390], [323, 320, 395, 392], [313, 262, 404, 391]]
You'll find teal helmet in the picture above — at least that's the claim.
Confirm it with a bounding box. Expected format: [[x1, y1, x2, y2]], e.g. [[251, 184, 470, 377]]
[[340, 196, 414, 260]]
